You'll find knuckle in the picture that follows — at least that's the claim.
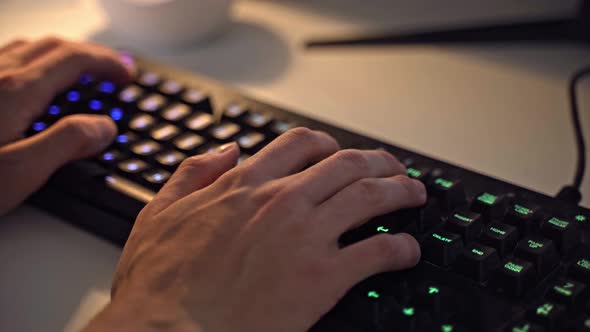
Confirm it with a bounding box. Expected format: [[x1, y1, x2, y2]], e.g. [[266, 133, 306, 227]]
[[39, 36, 66, 47], [372, 234, 397, 263], [0, 72, 24, 90], [59, 116, 93, 141], [284, 127, 318, 146], [357, 178, 387, 209], [376, 149, 401, 168], [336, 149, 370, 174], [178, 155, 208, 173]]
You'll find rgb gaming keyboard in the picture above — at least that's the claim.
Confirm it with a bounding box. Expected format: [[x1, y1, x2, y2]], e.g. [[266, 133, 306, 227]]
[[27, 57, 590, 332]]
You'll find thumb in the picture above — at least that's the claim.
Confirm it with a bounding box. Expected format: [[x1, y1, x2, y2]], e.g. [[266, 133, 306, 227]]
[[0, 114, 116, 215]]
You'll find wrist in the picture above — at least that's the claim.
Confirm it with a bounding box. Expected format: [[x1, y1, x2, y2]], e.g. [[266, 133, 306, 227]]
[[83, 290, 203, 332]]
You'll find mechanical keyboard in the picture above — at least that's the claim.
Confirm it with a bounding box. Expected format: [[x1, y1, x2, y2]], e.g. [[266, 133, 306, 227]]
[[26, 57, 590, 332]]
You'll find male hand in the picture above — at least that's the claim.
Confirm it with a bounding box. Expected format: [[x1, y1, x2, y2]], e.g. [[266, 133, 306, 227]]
[[85, 129, 427, 332], [0, 37, 134, 215]]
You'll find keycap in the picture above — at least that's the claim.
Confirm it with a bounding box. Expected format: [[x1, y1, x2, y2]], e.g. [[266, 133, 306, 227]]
[[514, 236, 559, 275], [504, 203, 540, 236], [455, 243, 500, 282], [142, 169, 171, 185], [437, 323, 467, 332], [115, 131, 139, 148], [270, 120, 297, 135], [444, 210, 483, 243], [87, 98, 105, 112], [210, 122, 241, 141], [31, 121, 47, 132], [97, 81, 117, 94], [540, 217, 579, 253], [99, 150, 126, 165], [64, 89, 83, 103], [161, 103, 191, 122], [495, 257, 536, 297], [527, 302, 565, 331], [108, 107, 126, 123], [118, 159, 149, 174], [547, 279, 588, 309], [131, 140, 162, 157], [155, 150, 186, 168], [570, 257, 590, 282], [224, 103, 248, 119], [406, 166, 431, 183], [129, 114, 156, 132], [181, 88, 208, 107], [159, 79, 184, 96], [47, 104, 63, 118], [428, 177, 465, 211], [244, 111, 272, 128], [503, 321, 545, 332], [137, 71, 161, 88], [471, 192, 507, 222], [479, 222, 519, 257], [150, 124, 181, 142], [119, 85, 144, 103], [185, 112, 214, 131], [422, 231, 464, 266], [174, 133, 205, 151], [414, 284, 443, 317], [237, 132, 266, 152], [138, 93, 167, 113], [574, 213, 589, 230]]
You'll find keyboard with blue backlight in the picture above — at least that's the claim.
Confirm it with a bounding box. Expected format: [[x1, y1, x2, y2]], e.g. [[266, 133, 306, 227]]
[[26, 57, 590, 332]]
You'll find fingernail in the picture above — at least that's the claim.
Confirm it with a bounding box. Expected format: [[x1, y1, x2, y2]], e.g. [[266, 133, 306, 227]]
[[216, 142, 238, 154]]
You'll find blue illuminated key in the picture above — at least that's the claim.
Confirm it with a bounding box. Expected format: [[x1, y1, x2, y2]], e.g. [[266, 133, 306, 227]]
[[109, 108, 124, 121], [32, 121, 47, 132], [98, 81, 116, 94], [88, 99, 103, 111]]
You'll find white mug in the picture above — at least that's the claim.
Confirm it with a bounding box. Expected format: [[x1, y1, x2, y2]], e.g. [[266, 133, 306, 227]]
[[99, 0, 235, 48]]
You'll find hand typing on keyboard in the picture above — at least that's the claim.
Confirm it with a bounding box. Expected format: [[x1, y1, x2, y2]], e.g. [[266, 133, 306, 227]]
[[84, 129, 427, 332], [0, 37, 134, 214]]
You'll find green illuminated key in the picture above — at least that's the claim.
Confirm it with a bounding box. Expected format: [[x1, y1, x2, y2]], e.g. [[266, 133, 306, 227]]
[[455, 243, 500, 282], [471, 192, 507, 222], [495, 257, 535, 297], [503, 321, 544, 332], [527, 302, 565, 331], [429, 176, 465, 211], [540, 216, 579, 253], [504, 203, 539, 236], [423, 231, 464, 266], [574, 214, 588, 229], [406, 166, 430, 182], [445, 209, 483, 243], [570, 257, 590, 282], [480, 222, 519, 257], [514, 236, 559, 275], [547, 279, 587, 309]]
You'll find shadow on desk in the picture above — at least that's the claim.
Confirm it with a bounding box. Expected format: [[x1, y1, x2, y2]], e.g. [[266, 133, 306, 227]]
[[90, 20, 291, 84], [0, 206, 120, 332]]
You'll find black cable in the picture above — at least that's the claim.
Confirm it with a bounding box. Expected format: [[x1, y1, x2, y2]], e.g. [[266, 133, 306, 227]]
[[557, 65, 590, 204]]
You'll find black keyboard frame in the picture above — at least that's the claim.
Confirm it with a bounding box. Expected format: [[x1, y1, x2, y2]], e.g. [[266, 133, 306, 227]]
[[27, 56, 590, 332]]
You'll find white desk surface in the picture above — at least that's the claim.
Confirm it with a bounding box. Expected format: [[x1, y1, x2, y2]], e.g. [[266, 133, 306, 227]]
[[0, 0, 589, 331]]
